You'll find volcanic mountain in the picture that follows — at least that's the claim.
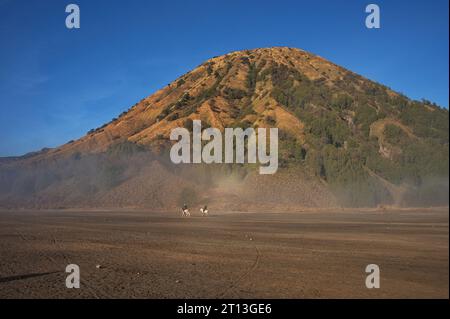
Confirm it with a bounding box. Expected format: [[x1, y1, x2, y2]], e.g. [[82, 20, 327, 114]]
[[0, 47, 448, 209]]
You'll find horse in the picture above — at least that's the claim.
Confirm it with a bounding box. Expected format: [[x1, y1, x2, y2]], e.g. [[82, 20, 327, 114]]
[[200, 207, 208, 216], [181, 208, 190, 217]]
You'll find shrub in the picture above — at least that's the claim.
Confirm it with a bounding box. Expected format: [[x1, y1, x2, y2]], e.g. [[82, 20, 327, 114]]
[[223, 87, 247, 100], [176, 79, 185, 87]]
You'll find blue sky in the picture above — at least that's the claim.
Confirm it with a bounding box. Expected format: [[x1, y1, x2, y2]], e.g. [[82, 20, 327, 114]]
[[0, 0, 448, 157]]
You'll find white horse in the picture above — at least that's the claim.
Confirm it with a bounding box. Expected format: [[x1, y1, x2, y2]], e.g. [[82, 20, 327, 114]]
[[200, 207, 208, 216], [181, 208, 190, 217]]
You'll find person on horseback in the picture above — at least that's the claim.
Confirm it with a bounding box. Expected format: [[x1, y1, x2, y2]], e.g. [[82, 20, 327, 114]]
[[200, 205, 208, 216], [182, 203, 190, 217]]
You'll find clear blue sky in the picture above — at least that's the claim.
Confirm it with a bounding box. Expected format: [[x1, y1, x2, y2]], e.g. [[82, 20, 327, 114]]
[[0, 0, 448, 157]]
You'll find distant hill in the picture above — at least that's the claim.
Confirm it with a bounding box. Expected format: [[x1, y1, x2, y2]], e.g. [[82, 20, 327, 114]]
[[0, 47, 448, 209]]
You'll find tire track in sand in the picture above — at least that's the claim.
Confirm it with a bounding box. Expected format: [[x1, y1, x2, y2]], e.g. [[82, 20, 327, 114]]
[[216, 236, 261, 298]]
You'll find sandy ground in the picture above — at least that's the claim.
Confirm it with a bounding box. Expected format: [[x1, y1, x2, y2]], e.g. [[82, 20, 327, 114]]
[[0, 208, 448, 299]]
